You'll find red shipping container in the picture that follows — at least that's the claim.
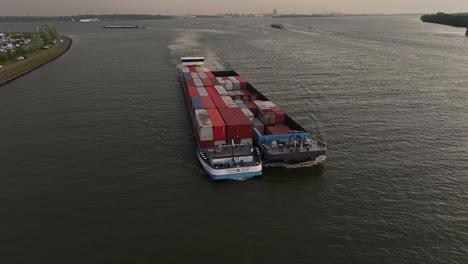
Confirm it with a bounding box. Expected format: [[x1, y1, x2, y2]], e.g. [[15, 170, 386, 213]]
[[271, 106, 285, 125], [202, 78, 213, 87], [188, 66, 196, 73], [244, 101, 258, 116], [211, 93, 228, 109], [185, 79, 195, 88], [201, 96, 216, 109], [207, 109, 227, 141], [218, 108, 238, 141], [219, 108, 253, 140], [273, 111, 285, 125], [205, 71, 215, 78], [188, 86, 199, 97], [231, 108, 253, 139], [205, 86, 218, 98], [199, 140, 214, 148], [209, 78, 220, 86], [235, 76, 248, 90], [266, 125, 292, 135]]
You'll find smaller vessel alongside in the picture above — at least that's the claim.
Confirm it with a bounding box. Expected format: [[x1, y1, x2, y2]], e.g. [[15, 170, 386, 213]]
[[102, 25, 144, 29], [271, 23, 284, 29]]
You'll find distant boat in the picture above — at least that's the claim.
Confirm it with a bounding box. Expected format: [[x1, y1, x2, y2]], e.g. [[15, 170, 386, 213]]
[[466, 28, 468, 36], [102, 25, 144, 29], [271, 23, 284, 29]]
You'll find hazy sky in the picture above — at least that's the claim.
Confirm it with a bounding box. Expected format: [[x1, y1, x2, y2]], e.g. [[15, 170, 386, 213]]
[[2, 0, 468, 16]]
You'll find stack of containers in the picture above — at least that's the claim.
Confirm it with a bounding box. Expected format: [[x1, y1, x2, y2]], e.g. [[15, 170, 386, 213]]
[[192, 96, 205, 110], [197, 87, 209, 97], [207, 109, 227, 145], [228, 77, 241, 90], [214, 85, 228, 96], [194, 78, 204, 87], [183, 66, 260, 148], [221, 96, 238, 108], [195, 109, 214, 148], [228, 91, 239, 101], [271, 106, 285, 125], [201, 96, 216, 109], [244, 101, 257, 115], [234, 76, 248, 89], [241, 109, 254, 124], [218, 108, 253, 144], [254, 100, 275, 125]]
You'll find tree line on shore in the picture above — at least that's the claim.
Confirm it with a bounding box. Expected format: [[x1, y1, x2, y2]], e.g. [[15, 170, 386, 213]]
[[0, 25, 58, 63], [421, 12, 468, 28]]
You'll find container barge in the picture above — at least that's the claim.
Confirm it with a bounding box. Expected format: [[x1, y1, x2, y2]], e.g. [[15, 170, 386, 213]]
[[102, 25, 144, 29], [179, 57, 262, 180], [179, 57, 326, 178]]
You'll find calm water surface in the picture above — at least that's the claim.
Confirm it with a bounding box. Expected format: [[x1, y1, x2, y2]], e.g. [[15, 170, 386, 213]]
[[1, 16, 467, 263]]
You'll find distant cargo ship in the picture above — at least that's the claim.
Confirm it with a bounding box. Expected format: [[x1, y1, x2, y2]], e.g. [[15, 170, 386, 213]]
[[179, 57, 326, 179], [102, 25, 144, 29], [271, 23, 284, 29]]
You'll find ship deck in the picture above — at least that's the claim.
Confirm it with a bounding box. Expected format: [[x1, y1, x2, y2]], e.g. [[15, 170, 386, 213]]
[[263, 139, 325, 155], [205, 144, 254, 159]]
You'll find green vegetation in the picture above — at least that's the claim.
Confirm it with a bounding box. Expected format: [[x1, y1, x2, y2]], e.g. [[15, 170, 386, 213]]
[[0, 14, 173, 23], [0, 25, 72, 86], [0, 25, 59, 64], [421, 12, 468, 28]]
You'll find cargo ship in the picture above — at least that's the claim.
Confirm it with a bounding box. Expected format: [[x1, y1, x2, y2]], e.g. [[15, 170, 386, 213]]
[[102, 25, 144, 29], [179, 57, 326, 172], [179, 57, 262, 180], [271, 23, 284, 29]]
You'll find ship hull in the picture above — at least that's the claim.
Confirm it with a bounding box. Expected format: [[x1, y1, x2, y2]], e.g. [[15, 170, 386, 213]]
[[263, 149, 326, 164]]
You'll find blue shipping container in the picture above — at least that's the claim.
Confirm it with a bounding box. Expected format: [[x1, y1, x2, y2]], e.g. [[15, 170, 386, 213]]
[[191, 96, 205, 110], [184, 73, 192, 79]]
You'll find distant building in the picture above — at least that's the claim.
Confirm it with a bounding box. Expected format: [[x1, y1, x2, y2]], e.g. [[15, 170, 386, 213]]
[[273, 9, 277, 16], [0, 33, 5, 39]]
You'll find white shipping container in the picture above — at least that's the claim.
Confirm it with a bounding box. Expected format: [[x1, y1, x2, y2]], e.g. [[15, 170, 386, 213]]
[[197, 87, 209, 97], [195, 109, 214, 141], [214, 85, 228, 96], [263, 101, 276, 108], [228, 77, 241, 90], [182, 67, 190, 73], [193, 78, 204, 87], [202, 67, 210, 72], [224, 80, 234, 91], [241, 109, 255, 123], [221, 96, 238, 108], [198, 72, 207, 79], [253, 100, 270, 110], [234, 90, 244, 96], [191, 72, 200, 79]]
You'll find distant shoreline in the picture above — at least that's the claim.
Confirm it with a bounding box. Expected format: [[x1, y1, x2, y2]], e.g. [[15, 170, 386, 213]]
[[0, 35, 72, 87], [421, 12, 468, 28]]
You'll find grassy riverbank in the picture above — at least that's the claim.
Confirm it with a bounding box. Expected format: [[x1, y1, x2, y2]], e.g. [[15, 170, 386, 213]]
[[0, 36, 72, 86]]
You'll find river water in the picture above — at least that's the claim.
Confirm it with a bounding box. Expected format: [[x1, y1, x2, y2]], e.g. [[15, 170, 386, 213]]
[[1, 16, 467, 263]]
